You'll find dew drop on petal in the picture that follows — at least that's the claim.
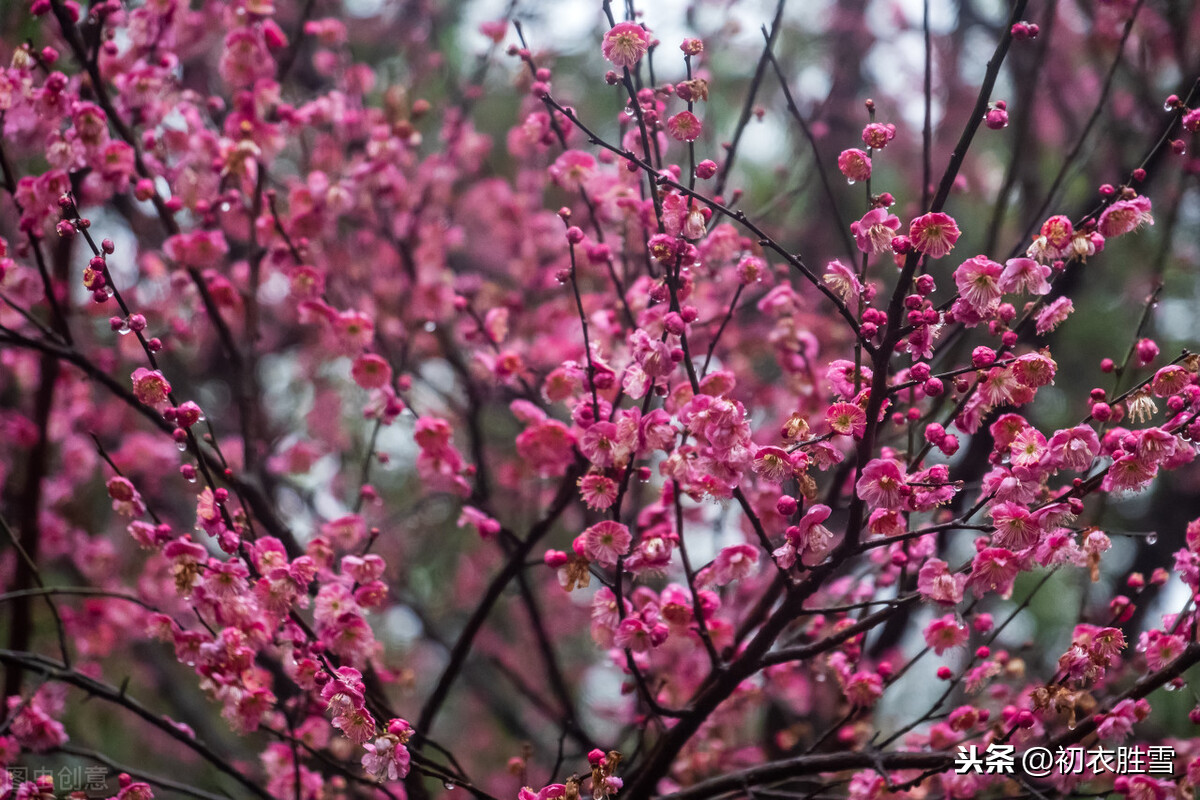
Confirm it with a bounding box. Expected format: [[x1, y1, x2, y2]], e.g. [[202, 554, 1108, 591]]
[[846, 179, 856, 186], [176, 440, 188, 452], [424, 321, 437, 332]]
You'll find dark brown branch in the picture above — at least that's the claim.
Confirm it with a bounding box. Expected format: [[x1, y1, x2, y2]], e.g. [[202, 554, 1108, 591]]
[[3, 353, 63, 698], [1012, 0, 1146, 256], [761, 34, 858, 265], [56, 744, 230, 800], [714, 0, 786, 198], [0, 650, 271, 800], [761, 593, 919, 668], [412, 461, 583, 741], [657, 750, 953, 800]]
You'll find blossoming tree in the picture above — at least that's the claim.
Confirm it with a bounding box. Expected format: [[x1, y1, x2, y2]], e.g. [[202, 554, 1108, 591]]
[[1, 0, 1199, 798]]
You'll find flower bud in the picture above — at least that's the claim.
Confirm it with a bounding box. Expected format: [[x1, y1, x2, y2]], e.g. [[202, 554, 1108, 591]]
[[984, 107, 1008, 129], [1135, 337, 1159, 366], [971, 347, 996, 368], [694, 159, 717, 179]]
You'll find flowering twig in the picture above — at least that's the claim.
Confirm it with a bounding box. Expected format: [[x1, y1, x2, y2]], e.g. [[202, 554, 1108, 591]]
[[714, 0, 786, 198], [0, 649, 271, 799]]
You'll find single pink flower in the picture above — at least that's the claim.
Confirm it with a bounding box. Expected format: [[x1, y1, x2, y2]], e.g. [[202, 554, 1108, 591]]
[[967, 547, 1020, 598], [579, 520, 632, 567], [843, 671, 883, 707], [989, 501, 1042, 549], [131, 367, 172, 407], [1090, 627, 1126, 663], [548, 150, 597, 191], [516, 420, 577, 477], [998, 257, 1051, 295], [1098, 196, 1153, 238], [602, 22, 651, 69], [924, 614, 968, 655], [753, 446, 797, 483], [666, 111, 703, 142], [706, 543, 760, 585], [1046, 429, 1099, 472], [578, 473, 619, 510], [1039, 214, 1074, 257], [362, 733, 412, 781], [850, 208, 901, 255], [106, 476, 146, 517], [321, 666, 366, 715], [908, 212, 961, 259], [1035, 296, 1074, 334], [822, 259, 864, 303], [917, 558, 966, 605], [1008, 427, 1047, 469], [1095, 699, 1139, 741], [333, 706, 376, 745], [797, 503, 836, 564], [1140, 630, 1186, 670], [1101, 454, 1157, 494], [861, 122, 896, 149], [838, 149, 872, 182], [953, 255, 1004, 314], [1151, 364, 1190, 397], [351, 353, 392, 389], [855, 458, 907, 510], [826, 402, 867, 438]]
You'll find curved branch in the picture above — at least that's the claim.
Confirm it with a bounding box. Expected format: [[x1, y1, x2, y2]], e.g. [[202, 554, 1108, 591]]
[[657, 750, 953, 800], [413, 461, 583, 739], [0, 650, 270, 800]]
